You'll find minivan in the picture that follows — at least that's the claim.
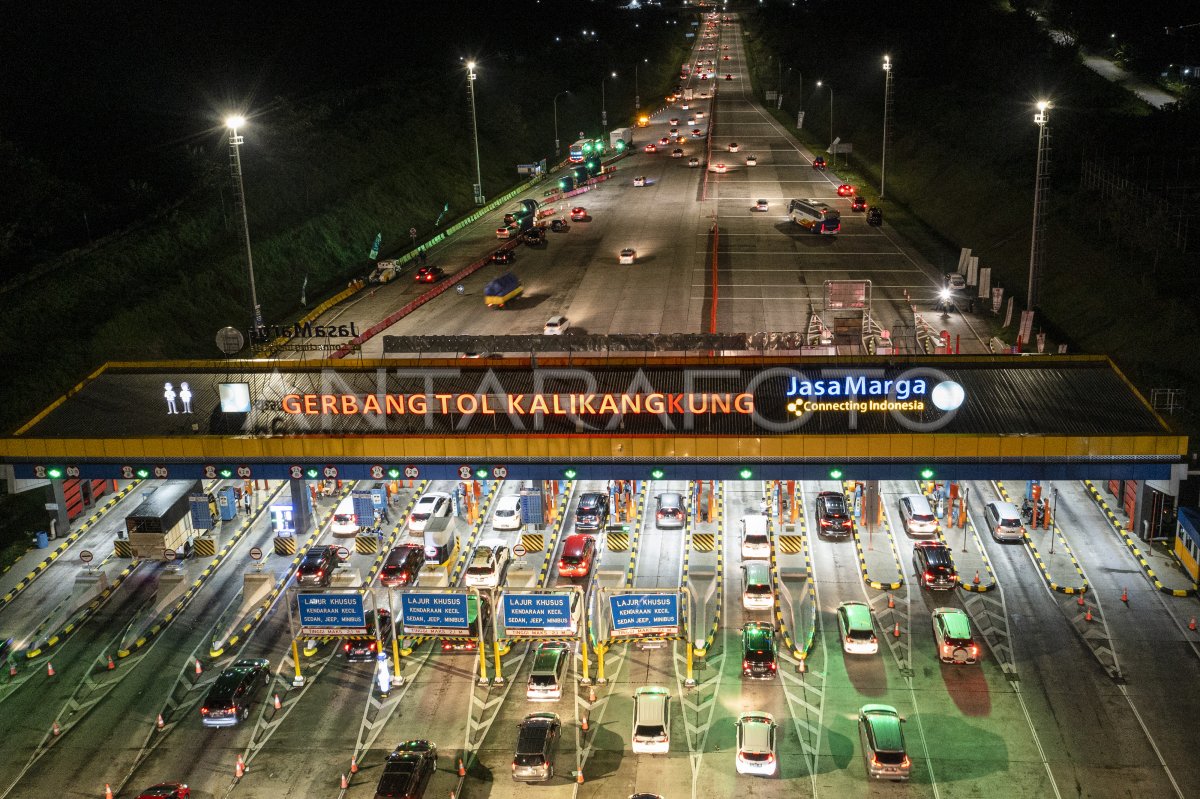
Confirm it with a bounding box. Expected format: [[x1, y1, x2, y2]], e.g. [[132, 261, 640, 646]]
[[858, 705, 910, 780], [527, 642, 570, 701], [200, 658, 270, 727], [330, 493, 359, 537], [898, 494, 937, 537], [380, 544, 424, 588], [740, 515, 770, 559], [655, 492, 685, 529], [742, 560, 773, 610], [422, 516, 457, 564], [574, 493, 609, 531], [512, 713, 560, 782], [631, 687, 671, 754], [985, 501, 1025, 542], [297, 546, 338, 587], [492, 495, 523, 531]]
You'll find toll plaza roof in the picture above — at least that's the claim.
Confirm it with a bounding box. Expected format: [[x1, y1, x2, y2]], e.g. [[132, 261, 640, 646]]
[[1, 354, 1185, 482]]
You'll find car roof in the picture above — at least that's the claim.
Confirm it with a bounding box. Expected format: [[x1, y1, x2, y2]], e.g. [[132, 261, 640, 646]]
[[838, 602, 872, 628], [739, 714, 774, 749], [496, 495, 521, 508], [934, 607, 972, 637], [861, 705, 905, 750]]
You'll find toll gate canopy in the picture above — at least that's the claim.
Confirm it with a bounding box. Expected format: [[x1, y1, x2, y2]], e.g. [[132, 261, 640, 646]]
[[0, 355, 1185, 482]]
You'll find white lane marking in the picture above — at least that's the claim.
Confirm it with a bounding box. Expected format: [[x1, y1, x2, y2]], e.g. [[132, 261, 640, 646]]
[[1118, 683, 1186, 798]]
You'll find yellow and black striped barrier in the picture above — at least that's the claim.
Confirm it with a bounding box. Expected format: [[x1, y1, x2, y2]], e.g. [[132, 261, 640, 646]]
[[355, 534, 379, 555], [274, 536, 296, 556], [777, 535, 804, 554], [606, 532, 630, 552], [193, 537, 217, 558], [113, 540, 133, 558], [692, 533, 715, 552], [521, 533, 545, 553]]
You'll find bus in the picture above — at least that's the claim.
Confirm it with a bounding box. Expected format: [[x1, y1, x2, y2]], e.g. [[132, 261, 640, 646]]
[[568, 137, 606, 163]]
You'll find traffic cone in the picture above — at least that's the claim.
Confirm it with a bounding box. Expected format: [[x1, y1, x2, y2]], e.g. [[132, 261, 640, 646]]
[[9, 663, 16, 677], [235, 754, 245, 778], [47, 662, 55, 677], [587, 684, 597, 703], [51, 721, 60, 736], [105, 785, 113, 799], [1085, 607, 1093, 622], [973, 570, 981, 586], [457, 758, 466, 776], [274, 693, 282, 710], [1121, 587, 1128, 604], [886, 594, 894, 609], [195, 658, 202, 675], [577, 770, 585, 784], [1190, 617, 1197, 631], [350, 755, 359, 774], [107, 655, 115, 670], [893, 622, 901, 638], [340, 773, 348, 789], [1076, 594, 1085, 607], [581, 714, 590, 732], [156, 713, 164, 730], [798, 657, 807, 674]]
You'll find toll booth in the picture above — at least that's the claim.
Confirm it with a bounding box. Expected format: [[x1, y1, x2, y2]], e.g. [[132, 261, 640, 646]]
[[217, 485, 239, 521], [270, 503, 298, 537]]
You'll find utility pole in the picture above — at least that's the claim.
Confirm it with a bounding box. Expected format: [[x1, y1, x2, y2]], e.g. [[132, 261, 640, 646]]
[[881, 56, 894, 199], [1027, 101, 1052, 311]]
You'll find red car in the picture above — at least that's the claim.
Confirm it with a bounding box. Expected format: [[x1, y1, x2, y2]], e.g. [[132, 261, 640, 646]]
[[837, 184, 855, 197], [414, 266, 445, 283], [136, 785, 190, 799], [659, 136, 670, 145], [644, 143, 657, 153], [570, 207, 588, 221], [558, 534, 596, 578]]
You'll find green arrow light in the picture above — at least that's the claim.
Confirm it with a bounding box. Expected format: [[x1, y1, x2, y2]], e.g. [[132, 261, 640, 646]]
[[829, 468, 844, 480], [563, 469, 578, 480], [650, 469, 665, 480], [475, 468, 489, 479], [387, 468, 401, 479], [739, 468, 753, 480], [46, 467, 63, 479], [305, 468, 320, 479], [919, 468, 935, 480], [220, 469, 234, 479], [136, 468, 150, 479]]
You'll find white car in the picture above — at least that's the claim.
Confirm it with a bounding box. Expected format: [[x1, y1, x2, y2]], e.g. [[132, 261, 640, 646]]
[[932, 607, 979, 664], [619, 248, 637, 265], [837, 601, 879, 655], [633, 176, 646, 187], [671, 148, 684, 158], [710, 163, 727, 173], [688, 157, 700, 168], [543, 314, 567, 335], [728, 142, 740, 153], [631, 687, 671, 754], [695, 110, 705, 118], [464, 539, 511, 588], [408, 491, 451, 533], [746, 154, 757, 166], [754, 199, 769, 212], [492, 495, 523, 530], [740, 515, 770, 559], [898, 494, 938, 536], [735, 712, 778, 775]]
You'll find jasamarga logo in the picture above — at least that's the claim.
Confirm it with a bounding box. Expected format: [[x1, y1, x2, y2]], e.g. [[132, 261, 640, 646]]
[[250, 322, 360, 342], [785, 375, 928, 401]]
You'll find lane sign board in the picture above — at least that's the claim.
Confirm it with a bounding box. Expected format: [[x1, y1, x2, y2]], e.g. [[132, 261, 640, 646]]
[[608, 593, 680, 638], [501, 592, 574, 637], [298, 592, 367, 636], [399, 592, 470, 636]]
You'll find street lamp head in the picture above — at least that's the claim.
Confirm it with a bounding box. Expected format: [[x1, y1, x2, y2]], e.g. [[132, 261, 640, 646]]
[[883, 55, 891, 71], [466, 61, 476, 71], [611, 71, 617, 78], [225, 115, 246, 130], [1036, 100, 1050, 111], [816, 80, 823, 87]]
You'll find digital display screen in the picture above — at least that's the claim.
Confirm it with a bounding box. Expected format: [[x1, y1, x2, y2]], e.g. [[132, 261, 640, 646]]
[[218, 383, 251, 413]]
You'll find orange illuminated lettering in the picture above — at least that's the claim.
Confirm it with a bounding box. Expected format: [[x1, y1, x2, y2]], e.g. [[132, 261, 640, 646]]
[[409, 395, 427, 414], [509, 395, 527, 413], [597, 394, 619, 414], [645, 394, 665, 413], [529, 395, 549, 414], [668, 394, 684, 414], [385, 395, 405, 414], [687, 394, 709, 414], [735, 393, 754, 413], [711, 394, 730, 414], [362, 394, 382, 414], [434, 394, 452, 413], [481, 394, 496, 414], [340, 395, 359, 414], [456, 394, 478, 414], [282, 395, 301, 414], [620, 394, 641, 414]]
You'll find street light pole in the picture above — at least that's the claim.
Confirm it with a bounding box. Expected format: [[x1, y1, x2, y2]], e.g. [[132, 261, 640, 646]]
[[467, 62, 485, 206], [881, 55, 893, 199], [1027, 100, 1052, 312], [224, 116, 260, 330], [635, 58, 647, 110], [601, 71, 616, 138], [553, 90, 569, 156]]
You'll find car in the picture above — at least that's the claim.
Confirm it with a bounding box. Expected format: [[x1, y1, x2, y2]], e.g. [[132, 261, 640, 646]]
[[669, 117, 680, 125], [414, 265, 445, 283], [932, 607, 979, 664], [549, 218, 567, 232], [898, 494, 938, 536], [681, 102, 689, 110], [866, 206, 883, 226], [574, 492, 610, 530], [135, 785, 191, 799], [912, 541, 958, 590], [200, 658, 270, 727], [851, 195, 868, 212], [687, 117, 696, 125], [570, 207, 588, 221], [380, 544, 425, 588], [815, 491, 852, 538], [700, 74, 708, 81], [297, 545, 337, 587], [725, 74, 733, 81], [521, 228, 545, 247], [858, 705, 911, 780], [688, 157, 700, 167], [513, 713, 560, 782], [722, 44, 730, 50], [543, 314, 568, 335], [812, 156, 826, 170], [633, 176, 646, 187], [655, 492, 686, 528], [492, 494, 523, 530], [837, 602, 879, 654], [735, 712, 778, 775], [728, 142, 739, 152], [344, 609, 393, 662], [659, 136, 670, 145], [946, 272, 967, 293], [837, 183, 855, 197], [669, 127, 678, 136], [711, 163, 727, 174], [527, 641, 571, 701], [741, 622, 777, 678], [671, 148, 684, 158], [740, 515, 770, 559], [440, 594, 490, 652], [631, 686, 671, 753], [984, 500, 1025, 542], [675, 135, 687, 143], [465, 539, 511, 588], [746, 154, 757, 166], [558, 533, 596, 578], [491, 249, 515, 265], [754, 199, 769, 212], [723, 55, 731, 61], [644, 143, 657, 153], [408, 491, 451, 533], [619, 248, 637, 265], [376, 740, 437, 799], [695, 111, 705, 119]]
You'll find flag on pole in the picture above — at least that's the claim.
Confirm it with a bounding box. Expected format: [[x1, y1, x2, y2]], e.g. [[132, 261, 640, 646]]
[[435, 202, 449, 227], [369, 232, 382, 260]]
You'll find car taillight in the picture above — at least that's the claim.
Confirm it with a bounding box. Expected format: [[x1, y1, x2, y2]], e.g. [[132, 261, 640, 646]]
[[768, 662, 776, 671], [901, 756, 911, 767], [343, 642, 351, 652], [820, 518, 831, 526], [924, 571, 933, 583], [200, 707, 209, 715], [943, 644, 952, 654], [742, 659, 750, 670], [766, 754, 775, 762], [442, 642, 453, 651], [970, 646, 979, 656], [544, 761, 551, 769], [369, 642, 377, 652], [316, 569, 324, 578], [845, 636, 853, 644]]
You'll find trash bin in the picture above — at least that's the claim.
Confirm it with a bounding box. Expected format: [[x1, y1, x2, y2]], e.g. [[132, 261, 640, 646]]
[[35, 530, 49, 549]]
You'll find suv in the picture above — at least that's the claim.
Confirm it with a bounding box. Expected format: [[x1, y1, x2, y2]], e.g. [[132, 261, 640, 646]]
[[409, 492, 451, 533], [912, 541, 958, 590], [631, 686, 671, 753], [527, 642, 570, 701], [345, 609, 393, 662], [858, 704, 910, 780], [574, 492, 609, 531], [741, 622, 777, 679], [898, 494, 938, 537], [932, 607, 979, 664], [380, 544, 424, 588], [655, 492, 685, 529], [816, 491, 852, 538], [297, 546, 337, 587], [512, 713, 560, 782], [375, 740, 437, 799], [200, 658, 270, 727], [464, 539, 511, 588]]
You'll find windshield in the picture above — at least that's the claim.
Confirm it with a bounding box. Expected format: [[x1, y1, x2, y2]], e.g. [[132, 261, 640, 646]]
[[1000, 518, 1022, 529], [333, 513, 353, 524], [744, 534, 768, 546], [411, 511, 430, 521], [514, 752, 545, 767], [529, 675, 557, 686], [745, 584, 771, 595], [635, 724, 665, 738], [496, 508, 515, 517], [912, 513, 935, 522]]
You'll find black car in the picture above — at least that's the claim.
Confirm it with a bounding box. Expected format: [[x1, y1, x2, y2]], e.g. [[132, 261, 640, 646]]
[[866, 207, 883, 226], [812, 156, 827, 170], [549, 218, 567, 232], [913, 541, 958, 590], [741, 622, 777, 679], [375, 740, 437, 799], [200, 658, 271, 727], [297, 545, 338, 587], [414, 265, 445, 283], [851, 196, 868, 212], [380, 544, 425, 588], [491, 249, 515, 264], [816, 491, 852, 538], [522, 228, 545, 247], [345, 609, 394, 662], [574, 492, 610, 530]]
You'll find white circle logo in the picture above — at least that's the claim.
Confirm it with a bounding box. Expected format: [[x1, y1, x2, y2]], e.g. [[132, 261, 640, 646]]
[[931, 381, 966, 411]]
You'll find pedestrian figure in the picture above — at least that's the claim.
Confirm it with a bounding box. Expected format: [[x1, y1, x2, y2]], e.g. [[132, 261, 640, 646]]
[[179, 382, 193, 414], [163, 382, 179, 414], [243, 492, 252, 515]]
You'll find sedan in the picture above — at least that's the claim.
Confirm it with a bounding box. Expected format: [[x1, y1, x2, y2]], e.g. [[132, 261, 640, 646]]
[[691, 128, 703, 137], [669, 117, 680, 125], [812, 156, 826, 170], [688, 157, 700, 168], [837, 183, 855, 197], [414, 265, 444, 283], [723, 55, 732, 61], [754, 199, 769, 212], [643, 143, 658, 153], [711, 163, 727, 174], [633, 176, 646, 187], [490, 249, 515, 265], [135, 785, 191, 799], [728, 142, 740, 153], [746, 155, 757, 166], [735, 713, 778, 776], [695, 111, 705, 119], [687, 117, 696, 125], [659, 136, 670, 145], [671, 148, 684, 158], [570, 207, 588, 221], [619, 248, 637, 265]]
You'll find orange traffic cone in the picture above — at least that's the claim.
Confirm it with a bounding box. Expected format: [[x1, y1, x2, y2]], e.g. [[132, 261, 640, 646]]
[[1076, 594, 1085, 607], [51, 721, 60, 736], [1121, 587, 1128, 604], [1084, 607, 1093, 622], [1190, 617, 1197, 631], [156, 713, 165, 730], [274, 693, 282, 710], [886, 594, 894, 609], [8, 663, 16, 677], [457, 758, 466, 776], [107, 655, 115, 670], [235, 754, 245, 778], [195, 658, 202, 675], [105, 784, 113, 799], [350, 755, 359, 774], [798, 657, 807, 674], [893, 622, 901, 638], [340, 773, 348, 789], [581, 714, 590, 732], [577, 770, 585, 784], [973, 570, 981, 586], [46, 662, 55, 677]]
